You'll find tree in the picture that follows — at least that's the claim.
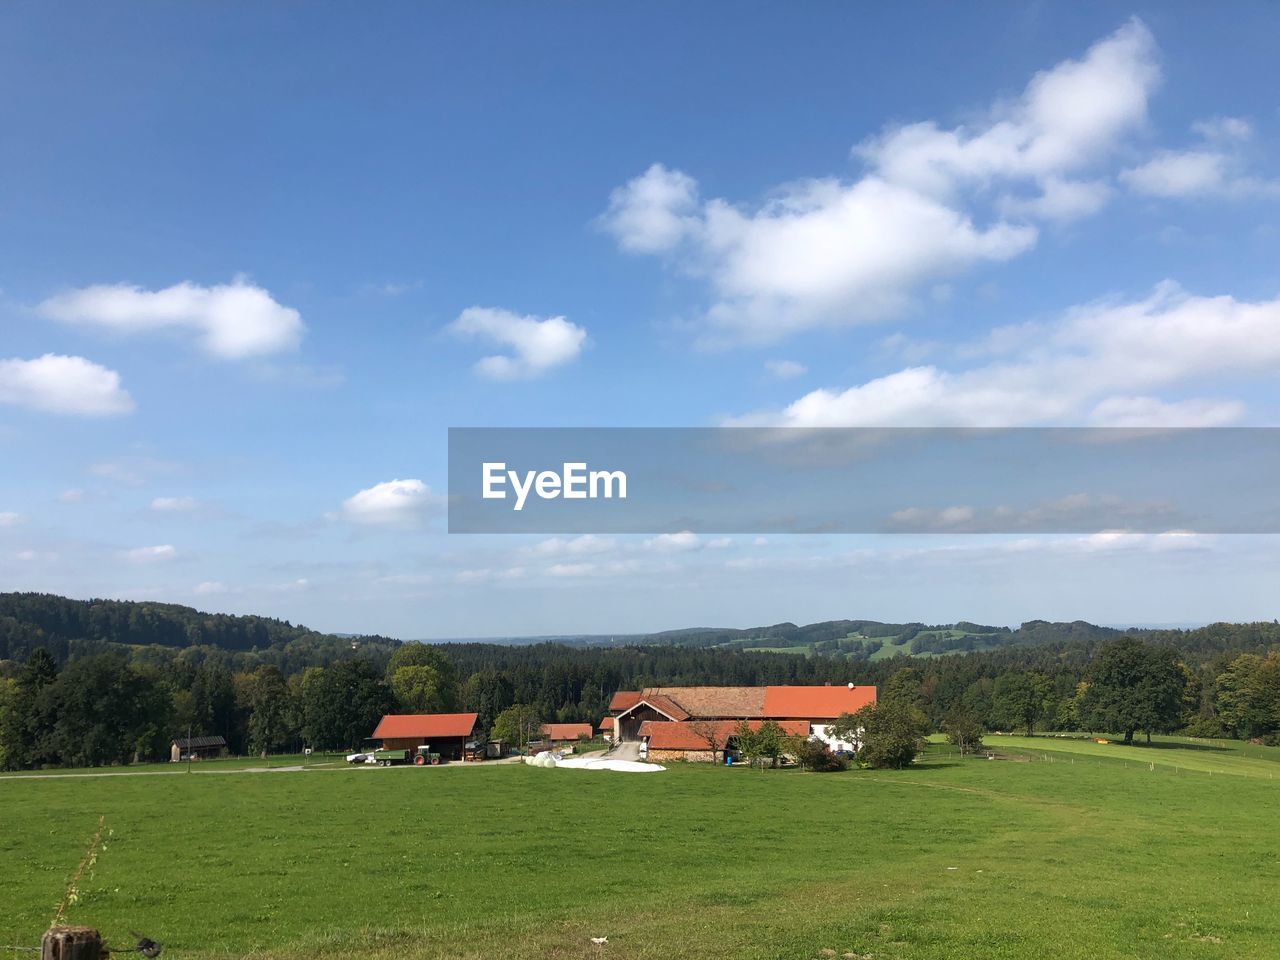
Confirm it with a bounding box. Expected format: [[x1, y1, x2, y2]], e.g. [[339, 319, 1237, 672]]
[[0, 648, 58, 769], [790, 736, 846, 772], [941, 706, 985, 756], [688, 719, 727, 765], [390, 665, 454, 714], [300, 660, 394, 750], [732, 721, 765, 770], [841, 702, 927, 769], [245, 666, 293, 756], [491, 703, 541, 752], [1215, 652, 1280, 739], [386, 645, 458, 709], [1079, 638, 1186, 744], [992, 671, 1052, 736], [754, 719, 787, 768], [35, 652, 171, 767]]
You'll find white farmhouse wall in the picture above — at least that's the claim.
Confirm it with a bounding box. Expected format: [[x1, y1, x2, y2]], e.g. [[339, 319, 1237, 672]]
[[811, 723, 860, 753]]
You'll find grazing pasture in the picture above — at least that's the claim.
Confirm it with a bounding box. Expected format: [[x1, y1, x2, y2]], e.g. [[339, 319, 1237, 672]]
[[2, 742, 1277, 960]]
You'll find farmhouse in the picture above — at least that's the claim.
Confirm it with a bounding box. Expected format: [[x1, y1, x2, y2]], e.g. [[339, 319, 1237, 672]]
[[598, 716, 615, 742], [609, 684, 876, 759], [170, 735, 227, 762], [372, 713, 480, 761], [541, 723, 594, 747]]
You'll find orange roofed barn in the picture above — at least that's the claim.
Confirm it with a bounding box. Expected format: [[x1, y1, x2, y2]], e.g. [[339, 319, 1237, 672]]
[[371, 713, 480, 761], [610, 685, 876, 761]]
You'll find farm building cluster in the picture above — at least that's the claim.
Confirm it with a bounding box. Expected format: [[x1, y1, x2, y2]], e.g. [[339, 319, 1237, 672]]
[[610, 684, 877, 762], [358, 683, 876, 765]]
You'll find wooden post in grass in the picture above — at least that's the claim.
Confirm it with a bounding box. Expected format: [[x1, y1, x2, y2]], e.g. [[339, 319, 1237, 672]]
[[41, 926, 101, 960]]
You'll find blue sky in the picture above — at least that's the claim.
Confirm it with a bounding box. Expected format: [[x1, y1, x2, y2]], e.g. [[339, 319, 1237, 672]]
[[1, 3, 1279, 637]]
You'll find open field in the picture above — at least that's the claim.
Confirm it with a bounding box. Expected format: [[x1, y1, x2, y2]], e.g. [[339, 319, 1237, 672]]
[[973, 733, 1280, 778], [3, 742, 1278, 960]]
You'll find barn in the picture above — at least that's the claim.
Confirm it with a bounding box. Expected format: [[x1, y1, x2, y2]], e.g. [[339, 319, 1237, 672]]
[[371, 713, 480, 761], [609, 684, 877, 759], [170, 735, 227, 762], [541, 723, 594, 747]]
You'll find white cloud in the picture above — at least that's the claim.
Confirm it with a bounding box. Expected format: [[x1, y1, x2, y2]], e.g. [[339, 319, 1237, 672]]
[[529, 534, 618, 557], [600, 164, 700, 253], [1121, 116, 1280, 199], [729, 283, 1280, 427], [601, 21, 1158, 344], [0, 354, 134, 416], [448, 307, 586, 379], [1001, 177, 1111, 222], [58, 489, 86, 504], [764, 359, 808, 380], [151, 496, 200, 513], [645, 531, 702, 552], [194, 580, 228, 595], [342, 479, 443, 527], [39, 277, 304, 359], [123, 544, 177, 563], [0, 511, 21, 526]]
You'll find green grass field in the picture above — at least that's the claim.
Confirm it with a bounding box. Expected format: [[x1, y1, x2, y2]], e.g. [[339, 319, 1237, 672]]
[[3, 741, 1278, 960]]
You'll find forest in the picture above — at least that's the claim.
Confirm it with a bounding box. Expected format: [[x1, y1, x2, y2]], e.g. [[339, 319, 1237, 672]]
[[1, 591, 1278, 769]]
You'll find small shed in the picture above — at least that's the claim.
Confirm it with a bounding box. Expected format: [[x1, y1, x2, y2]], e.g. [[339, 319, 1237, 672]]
[[371, 713, 480, 761], [541, 723, 594, 747], [170, 735, 228, 762]]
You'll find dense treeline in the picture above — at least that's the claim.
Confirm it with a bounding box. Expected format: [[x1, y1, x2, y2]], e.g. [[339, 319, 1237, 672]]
[[1, 593, 1278, 769]]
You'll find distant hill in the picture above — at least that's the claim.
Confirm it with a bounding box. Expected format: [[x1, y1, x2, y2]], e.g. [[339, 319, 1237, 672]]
[[0, 591, 398, 664], [549, 618, 1124, 661]]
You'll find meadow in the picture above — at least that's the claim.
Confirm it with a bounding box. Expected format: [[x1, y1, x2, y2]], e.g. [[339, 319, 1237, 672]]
[[3, 741, 1278, 960]]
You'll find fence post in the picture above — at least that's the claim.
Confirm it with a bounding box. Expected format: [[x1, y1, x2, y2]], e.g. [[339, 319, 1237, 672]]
[[41, 927, 101, 960]]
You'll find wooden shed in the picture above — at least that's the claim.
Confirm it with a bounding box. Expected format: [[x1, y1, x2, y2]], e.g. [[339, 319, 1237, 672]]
[[170, 735, 228, 762]]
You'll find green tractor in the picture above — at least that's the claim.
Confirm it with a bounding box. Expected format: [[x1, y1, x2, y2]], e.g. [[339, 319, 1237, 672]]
[[371, 744, 442, 766]]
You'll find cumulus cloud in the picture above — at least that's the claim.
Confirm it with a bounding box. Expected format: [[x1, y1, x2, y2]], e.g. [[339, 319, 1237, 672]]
[[600, 164, 700, 253], [151, 496, 200, 512], [0, 354, 134, 416], [1121, 116, 1280, 199], [341, 479, 443, 527], [194, 580, 228, 595], [0, 511, 22, 527], [448, 307, 586, 379], [601, 21, 1159, 345], [728, 283, 1280, 428], [39, 277, 304, 359], [123, 544, 177, 563]]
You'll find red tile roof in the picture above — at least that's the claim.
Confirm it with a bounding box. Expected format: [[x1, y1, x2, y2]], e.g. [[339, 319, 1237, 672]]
[[763, 685, 877, 719], [609, 691, 642, 712], [541, 723, 594, 741], [640, 719, 810, 751], [598, 717, 615, 731], [372, 713, 479, 740]]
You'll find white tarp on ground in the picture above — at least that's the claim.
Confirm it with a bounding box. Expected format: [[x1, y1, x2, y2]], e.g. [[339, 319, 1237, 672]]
[[522, 751, 665, 773]]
